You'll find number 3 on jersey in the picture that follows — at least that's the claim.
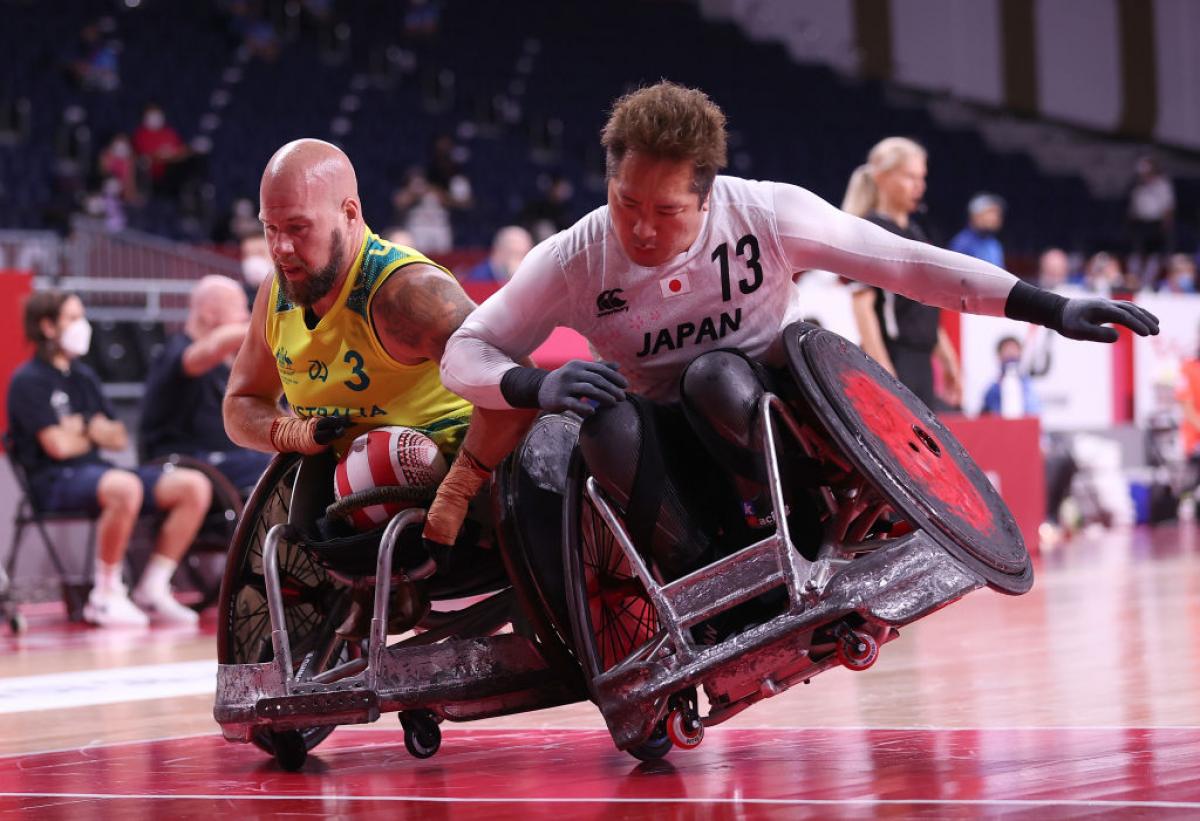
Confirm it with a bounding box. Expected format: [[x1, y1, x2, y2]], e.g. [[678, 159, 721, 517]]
[[343, 349, 370, 392], [712, 234, 763, 302]]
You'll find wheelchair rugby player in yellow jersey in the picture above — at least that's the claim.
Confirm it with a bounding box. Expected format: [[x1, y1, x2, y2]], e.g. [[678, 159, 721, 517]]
[[223, 138, 534, 578]]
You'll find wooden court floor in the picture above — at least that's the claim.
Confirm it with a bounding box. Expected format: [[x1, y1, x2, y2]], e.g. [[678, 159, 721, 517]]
[[0, 524, 1198, 817]]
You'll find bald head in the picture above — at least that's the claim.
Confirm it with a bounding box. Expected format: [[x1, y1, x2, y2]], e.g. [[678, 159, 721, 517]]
[[258, 139, 365, 310], [189, 275, 249, 337], [261, 139, 359, 209]]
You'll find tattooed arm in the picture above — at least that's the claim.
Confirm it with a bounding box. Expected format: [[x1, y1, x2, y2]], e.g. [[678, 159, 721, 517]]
[[371, 265, 537, 508]]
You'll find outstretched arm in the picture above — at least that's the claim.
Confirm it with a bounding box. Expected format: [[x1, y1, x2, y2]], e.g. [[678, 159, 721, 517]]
[[773, 182, 1160, 340]]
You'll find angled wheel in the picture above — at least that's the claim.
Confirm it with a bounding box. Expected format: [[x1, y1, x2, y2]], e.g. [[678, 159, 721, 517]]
[[562, 451, 662, 688], [216, 452, 354, 760], [627, 721, 672, 762], [400, 710, 441, 759], [270, 729, 308, 772]]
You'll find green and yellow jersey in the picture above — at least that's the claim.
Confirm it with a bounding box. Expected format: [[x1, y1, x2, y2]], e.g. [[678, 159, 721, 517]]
[[265, 227, 472, 455]]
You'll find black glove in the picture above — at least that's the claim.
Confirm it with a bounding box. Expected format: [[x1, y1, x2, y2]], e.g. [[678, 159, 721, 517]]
[[536, 359, 629, 416], [1059, 298, 1160, 343], [313, 415, 355, 445], [1005, 281, 1161, 344]]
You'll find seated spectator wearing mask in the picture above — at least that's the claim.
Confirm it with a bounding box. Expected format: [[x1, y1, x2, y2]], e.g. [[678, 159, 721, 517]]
[[981, 336, 1040, 418], [239, 234, 273, 308], [140, 276, 271, 495], [464, 226, 534, 283], [949, 193, 1006, 268], [6, 291, 211, 627]]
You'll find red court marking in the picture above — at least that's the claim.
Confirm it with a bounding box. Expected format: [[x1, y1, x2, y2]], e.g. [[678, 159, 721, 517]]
[[841, 371, 993, 532], [1, 727, 1197, 815]]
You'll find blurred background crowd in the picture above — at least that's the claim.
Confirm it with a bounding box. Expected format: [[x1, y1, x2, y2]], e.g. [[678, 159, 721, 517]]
[[2, 0, 1200, 622]]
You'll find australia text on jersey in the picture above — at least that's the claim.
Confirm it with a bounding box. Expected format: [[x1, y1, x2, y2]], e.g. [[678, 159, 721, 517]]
[[292, 404, 388, 418], [635, 308, 742, 358]]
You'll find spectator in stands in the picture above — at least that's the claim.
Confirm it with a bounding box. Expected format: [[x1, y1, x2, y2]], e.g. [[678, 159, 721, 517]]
[[949, 193, 1006, 268], [140, 276, 270, 494], [98, 133, 141, 204], [227, 197, 263, 241], [1037, 248, 1071, 292], [6, 291, 210, 627], [1082, 252, 1123, 296], [1127, 155, 1174, 273], [383, 227, 415, 247], [1158, 253, 1196, 294], [68, 21, 120, 93], [520, 173, 574, 242], [426, 134, 474, 211], [980, 336, 1040, 418], [131, 103, 197, 201], [1177, 326, 1200, 486], [392, 167, 453, 253], [464, 226, 533, 283], [843, 137, 962, 411], [239, 233, 273, 310]]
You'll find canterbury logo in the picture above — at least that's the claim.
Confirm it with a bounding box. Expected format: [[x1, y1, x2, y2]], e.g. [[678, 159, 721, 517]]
[[595, 288, 628, 316]]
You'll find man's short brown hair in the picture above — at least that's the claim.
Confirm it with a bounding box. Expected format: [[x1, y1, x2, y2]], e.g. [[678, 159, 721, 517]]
[[601, 81, 728, 201]]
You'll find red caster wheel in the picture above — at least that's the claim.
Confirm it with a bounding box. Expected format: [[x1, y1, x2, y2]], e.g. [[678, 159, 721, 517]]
[[836, 629, 879, 671], [666, 708, 704, 749]]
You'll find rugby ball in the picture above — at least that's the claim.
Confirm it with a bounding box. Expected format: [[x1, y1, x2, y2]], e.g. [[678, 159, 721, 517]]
[[333, 426, 448, 531]]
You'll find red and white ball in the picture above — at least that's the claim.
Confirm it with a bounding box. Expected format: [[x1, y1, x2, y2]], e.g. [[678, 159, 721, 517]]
[[333, 426, 448, 531]]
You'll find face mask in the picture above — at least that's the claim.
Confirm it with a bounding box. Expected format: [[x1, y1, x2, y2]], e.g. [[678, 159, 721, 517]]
[[144, 111, 165, 129], [60, 318, 92, 357], [242, 254, 274, 287]]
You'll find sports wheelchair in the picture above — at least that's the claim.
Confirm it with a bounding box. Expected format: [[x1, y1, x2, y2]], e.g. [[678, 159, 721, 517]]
[[214, 323, 1031, 768]]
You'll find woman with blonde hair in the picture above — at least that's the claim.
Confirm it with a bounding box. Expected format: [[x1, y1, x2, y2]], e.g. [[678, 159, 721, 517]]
[[844, 137, 962, 410]]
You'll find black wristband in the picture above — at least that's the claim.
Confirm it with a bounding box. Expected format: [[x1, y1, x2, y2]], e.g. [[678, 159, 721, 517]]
[[500, 366, 550, 409], [1004, 280, 1068, 331]]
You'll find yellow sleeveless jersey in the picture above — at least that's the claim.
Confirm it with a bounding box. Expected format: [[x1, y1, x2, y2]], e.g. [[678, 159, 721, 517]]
[[265, 228, 473, 455]]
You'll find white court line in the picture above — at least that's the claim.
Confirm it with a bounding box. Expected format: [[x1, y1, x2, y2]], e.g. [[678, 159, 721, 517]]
[[0, 732, 214, 761], [0, 794, 1198, 809], [0, 661, 214, 714]]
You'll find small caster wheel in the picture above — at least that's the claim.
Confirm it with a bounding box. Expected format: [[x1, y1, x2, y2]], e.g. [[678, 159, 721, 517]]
[[271, 729, 308, 771], [400, 711, 441, 759], [666, 709, 704, 750], [836, 629, 879, 671], [628, 721, 672, 761]]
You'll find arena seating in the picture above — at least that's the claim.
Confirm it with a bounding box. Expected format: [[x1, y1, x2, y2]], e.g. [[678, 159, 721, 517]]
[[2, 0, 1180, 257]]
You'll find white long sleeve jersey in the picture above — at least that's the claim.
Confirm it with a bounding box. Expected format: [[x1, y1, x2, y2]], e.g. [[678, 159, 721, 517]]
[[442, 176, 1019, 407]]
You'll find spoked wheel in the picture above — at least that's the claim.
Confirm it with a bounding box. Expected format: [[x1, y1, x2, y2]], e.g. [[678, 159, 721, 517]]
[[216, 453, 356, 763], [563, 452, 661, 686]]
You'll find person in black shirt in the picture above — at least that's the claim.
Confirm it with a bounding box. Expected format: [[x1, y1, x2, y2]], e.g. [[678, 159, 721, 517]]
[[842, 137, 962, 410], [140, 276, 269, 494], [6, 291, 210, 628]]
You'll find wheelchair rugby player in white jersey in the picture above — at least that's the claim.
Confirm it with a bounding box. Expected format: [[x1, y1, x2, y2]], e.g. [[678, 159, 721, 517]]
[[431, 81, 1160, 753]]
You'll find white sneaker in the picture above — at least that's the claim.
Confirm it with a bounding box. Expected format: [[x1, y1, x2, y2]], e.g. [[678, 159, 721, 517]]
[[132, 588, 199, 627], [83, 584, 150, 628]]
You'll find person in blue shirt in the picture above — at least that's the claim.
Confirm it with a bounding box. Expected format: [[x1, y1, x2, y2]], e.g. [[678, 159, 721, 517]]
[[949, 193, 1006, 268], [981, 335, 1041, 418], [463, 226, 533, 283]]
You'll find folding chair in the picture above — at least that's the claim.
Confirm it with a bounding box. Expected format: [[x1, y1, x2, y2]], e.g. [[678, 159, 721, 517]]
[[2, 431, 100, 622]]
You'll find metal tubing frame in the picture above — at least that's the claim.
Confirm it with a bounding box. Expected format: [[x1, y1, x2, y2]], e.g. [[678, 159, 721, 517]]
[[259, 508, 425, 695], [582, 392, 820, 665]]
